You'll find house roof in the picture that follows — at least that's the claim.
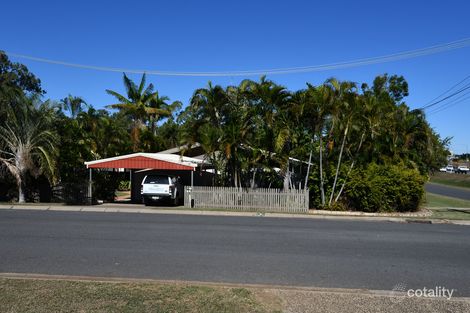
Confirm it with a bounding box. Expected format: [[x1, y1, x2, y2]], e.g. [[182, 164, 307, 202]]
[[85, 153, 206, 170], [157, 143, 204, 157]]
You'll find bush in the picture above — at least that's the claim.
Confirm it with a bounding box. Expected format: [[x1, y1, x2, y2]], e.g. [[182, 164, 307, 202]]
[[117, 180, 131, 191], [344, 163, 425, 212]]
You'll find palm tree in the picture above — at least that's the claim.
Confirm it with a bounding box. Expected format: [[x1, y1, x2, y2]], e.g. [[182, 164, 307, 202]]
[[303, 83, 335, 205], [323, 78, 357, 206], [60, 94, 88, 118], [148, 93, 181, 136], [0, 100, 58, 203], [245, 77, 292, 189], [190, 81, 228, 127], [106, 73, 176, 151]]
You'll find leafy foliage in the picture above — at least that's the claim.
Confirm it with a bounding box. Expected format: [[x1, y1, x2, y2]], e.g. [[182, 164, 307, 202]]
[[345, 163, 425, 212], [0, 50, 43, 98], [0, 53, 451, 212], [118, 180, 131, 191], [106, 73, 181, 151]]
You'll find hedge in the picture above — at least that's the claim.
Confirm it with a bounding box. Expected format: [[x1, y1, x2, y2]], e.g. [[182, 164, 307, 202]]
[[344, 163, 425, 212]]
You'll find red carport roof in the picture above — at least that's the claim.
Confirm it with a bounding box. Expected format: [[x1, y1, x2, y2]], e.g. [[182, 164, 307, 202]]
[[84, 153, 202, 170]]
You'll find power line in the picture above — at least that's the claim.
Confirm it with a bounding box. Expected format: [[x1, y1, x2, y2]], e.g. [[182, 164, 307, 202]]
[[428, 93, 470, 115], [427, 85, 470, 111], [428, 95, 470, 115], [420, 83, 470, 110], [4, 37, 470, 77], [421, 75, 470, 107]]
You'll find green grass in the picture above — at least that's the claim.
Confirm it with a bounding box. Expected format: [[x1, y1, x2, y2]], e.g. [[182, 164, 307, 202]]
[[424, 192, 470, 220], [428, 207, 470, 220], [115, 190, 131, 198], [425, 192, 470, 208], [0, 278, 281, 313], [429, 172, 470, 189]]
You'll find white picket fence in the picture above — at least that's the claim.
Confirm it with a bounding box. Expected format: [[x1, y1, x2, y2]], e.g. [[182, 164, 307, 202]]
[[184, 186, 309, 213]]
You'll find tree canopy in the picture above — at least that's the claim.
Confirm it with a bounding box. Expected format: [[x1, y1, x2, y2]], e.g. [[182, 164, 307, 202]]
[[0, 54, 450, 208]]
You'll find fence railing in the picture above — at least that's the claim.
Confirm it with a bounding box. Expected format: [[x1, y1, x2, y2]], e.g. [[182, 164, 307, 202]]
[[184, 186, 309, 213]]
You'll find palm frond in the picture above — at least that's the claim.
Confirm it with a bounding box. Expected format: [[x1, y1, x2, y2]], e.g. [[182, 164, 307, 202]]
[[138, 73, 147, 95], [105, 90, 131, 104]]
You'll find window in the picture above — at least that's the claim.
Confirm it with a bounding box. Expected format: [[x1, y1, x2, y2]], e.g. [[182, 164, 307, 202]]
[[144, 175, 169, 184]]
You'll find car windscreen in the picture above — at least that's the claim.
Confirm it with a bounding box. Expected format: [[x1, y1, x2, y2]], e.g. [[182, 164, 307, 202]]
[[144, 175, 169, 184]]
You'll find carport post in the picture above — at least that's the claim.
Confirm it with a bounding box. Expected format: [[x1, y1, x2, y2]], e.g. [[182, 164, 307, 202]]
[[191, 169, 194, 188], [88, 168, 92, 204]]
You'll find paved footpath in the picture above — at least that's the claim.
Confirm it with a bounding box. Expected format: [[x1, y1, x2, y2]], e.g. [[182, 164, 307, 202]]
[[1, 202, 469, 225]]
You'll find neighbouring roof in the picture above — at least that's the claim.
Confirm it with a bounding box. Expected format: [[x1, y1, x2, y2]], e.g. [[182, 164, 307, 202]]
[[158, 143, 309, 165], [157, 143, 204, 157], [84, 153, 207, 170]]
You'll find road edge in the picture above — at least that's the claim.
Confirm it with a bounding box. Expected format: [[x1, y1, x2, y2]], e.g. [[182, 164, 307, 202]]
[[0, 204, 469, 225]]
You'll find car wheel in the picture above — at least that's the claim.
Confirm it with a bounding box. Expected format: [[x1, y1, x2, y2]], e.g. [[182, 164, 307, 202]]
[[143, 197, 151, 206]]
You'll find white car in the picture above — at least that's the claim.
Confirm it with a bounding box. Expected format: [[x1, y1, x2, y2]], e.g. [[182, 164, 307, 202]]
[[457, 166, 469, 174], [439, 167, 447, 172], [445, 165, 455, 173], [141, 175, 183, 206]]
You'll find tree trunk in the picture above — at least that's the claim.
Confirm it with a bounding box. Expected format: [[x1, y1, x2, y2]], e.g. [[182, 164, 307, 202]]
[[251, 169, 256, 189], [131, 119, 143, 152], [151, 116, 156, 136], [304, 139, 313, 191], [328, 124, 349, 206], [283, 161, 290, 190], [319, 134, 325, 206], [334, 132, 365, 203], [18, 182, 25, 203], [233, 168, 238, 188]]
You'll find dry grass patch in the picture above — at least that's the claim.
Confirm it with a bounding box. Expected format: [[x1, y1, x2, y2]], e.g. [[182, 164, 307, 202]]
[[0, 278, 281, 313]]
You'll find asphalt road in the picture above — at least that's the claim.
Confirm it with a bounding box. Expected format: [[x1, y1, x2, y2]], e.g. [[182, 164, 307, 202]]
[[1, 210, 469, 296], [425, 182, 470, 201]]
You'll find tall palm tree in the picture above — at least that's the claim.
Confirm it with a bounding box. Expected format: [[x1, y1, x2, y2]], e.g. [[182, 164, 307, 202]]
[[148, 93, 181, 136], [106, 73, 175, 151], [323, 78, 357, 206], [0, 100, 58, 203], [60, 94, 88, 118], [190, 81, 228, 127], [244, 77, 292, 189], [184, 82, 229, 184]]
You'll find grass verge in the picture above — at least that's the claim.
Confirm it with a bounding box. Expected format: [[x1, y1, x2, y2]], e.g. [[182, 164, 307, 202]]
[[425, 192, 470, 208], [428, 207, 470, 220], [425, 192, 470, 220], [430, 172, 470, 189], [0, 278, 280, 313]]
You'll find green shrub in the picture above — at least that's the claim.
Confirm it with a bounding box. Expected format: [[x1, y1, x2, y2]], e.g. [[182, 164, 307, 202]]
[[117, 180, 131, 191], [344, 163, 425, 212]]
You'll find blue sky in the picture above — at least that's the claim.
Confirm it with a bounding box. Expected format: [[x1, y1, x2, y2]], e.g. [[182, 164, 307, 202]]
[[2, 0, 470, 154]]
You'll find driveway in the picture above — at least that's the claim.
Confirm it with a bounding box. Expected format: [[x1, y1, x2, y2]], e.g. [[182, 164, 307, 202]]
[[425, 183, 470, 201]]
